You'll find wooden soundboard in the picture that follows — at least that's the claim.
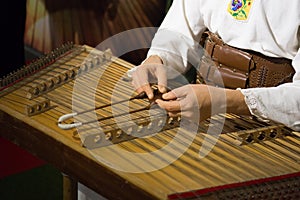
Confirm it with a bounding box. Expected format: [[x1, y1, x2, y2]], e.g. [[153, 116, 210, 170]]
[[0, 44, 299, 200]]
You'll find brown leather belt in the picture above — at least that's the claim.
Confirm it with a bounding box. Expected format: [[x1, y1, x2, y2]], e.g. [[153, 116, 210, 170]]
[[199, 31, 295, 89]]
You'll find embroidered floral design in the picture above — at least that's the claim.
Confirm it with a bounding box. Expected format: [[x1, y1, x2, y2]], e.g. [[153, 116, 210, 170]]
[[227, 0, 253, 21]]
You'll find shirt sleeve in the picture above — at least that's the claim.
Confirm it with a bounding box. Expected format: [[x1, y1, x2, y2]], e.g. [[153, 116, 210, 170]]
[[146, 0, 207, 79], [240, 47, 300, 131]]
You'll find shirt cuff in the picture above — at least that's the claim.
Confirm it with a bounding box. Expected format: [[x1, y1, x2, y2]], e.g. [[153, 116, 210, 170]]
[[238, 88, 269, 122]]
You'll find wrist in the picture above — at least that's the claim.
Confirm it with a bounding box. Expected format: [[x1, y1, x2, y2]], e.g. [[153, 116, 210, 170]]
[[226, 89, 251, 115], [143, 55, 163, 65]]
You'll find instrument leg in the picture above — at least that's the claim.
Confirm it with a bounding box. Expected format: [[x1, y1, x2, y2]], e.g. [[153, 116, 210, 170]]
[[62, 173, 78, 200]]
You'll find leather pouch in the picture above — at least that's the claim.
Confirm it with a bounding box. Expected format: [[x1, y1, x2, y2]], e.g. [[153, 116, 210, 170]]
[[199, 31, 294, 88]]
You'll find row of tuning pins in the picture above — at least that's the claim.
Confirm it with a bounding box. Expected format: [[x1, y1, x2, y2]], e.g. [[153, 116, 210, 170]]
[[0, 42, 75, 88], [102, 116, 181, 142], [26, 49, 111, 98], [81, 116, 182, 149], [77, 49, 112, 75]]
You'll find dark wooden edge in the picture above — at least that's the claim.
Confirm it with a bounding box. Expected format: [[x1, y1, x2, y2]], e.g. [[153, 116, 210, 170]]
[[0, 110, 157, 200]]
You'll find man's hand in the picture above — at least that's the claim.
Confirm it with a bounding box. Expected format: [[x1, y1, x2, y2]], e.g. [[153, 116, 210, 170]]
[[131, 55, 167, 99], [155, 84, 250, 122]]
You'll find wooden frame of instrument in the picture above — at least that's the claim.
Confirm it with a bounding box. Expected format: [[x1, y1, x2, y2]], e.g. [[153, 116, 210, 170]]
[[1, 44, 299, 200]]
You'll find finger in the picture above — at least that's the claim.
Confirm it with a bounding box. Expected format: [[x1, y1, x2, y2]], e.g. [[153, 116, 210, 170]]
[[155, 99, 181, 112], [171, 85, 189, 98], [131, 66, 149, 89], [167, 111, 180, 118], [131, 68, 153, 99], [158, 84, 167, 94], [162, 91, 177, 100], [142, 84, 154, 99], [135, 87, 144, 94], [132, 77, 146, 91], [156, 67, 167, 93], [134, 82, 154, 99]]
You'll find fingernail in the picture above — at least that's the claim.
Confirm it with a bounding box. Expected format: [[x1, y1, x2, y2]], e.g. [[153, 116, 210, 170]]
[[158, 85, 167, 93], [162, 93, 168, 99], [148, 93, 154, 99], [155, 99, 161, 104]]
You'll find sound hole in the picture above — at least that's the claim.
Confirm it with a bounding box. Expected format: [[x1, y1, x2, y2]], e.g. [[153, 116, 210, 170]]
[[68, 70, 76, 78], [245, 134, 254, 143], [55, 76, 61, 84], [127, 127, 133, 135], [269, 129, 277, 138], [43, 101, 49, 108], [168, 117, 174, 125], [147, 122, 153, 130], [40, 82, 47, 92], [94, 135, 101, 143], [105, 132, 112, 140], [32, 87, 39, 95], [36, 104, 42, 111], [93, 56, 100, 65], [139, 124, 147, 133], [48, 79, 54, 88], [28, 107, 34, 114], [157, 119, 164, 127], [62, 73, 68, 81], [116, 130, 122, 138], [257, 131, 266, 140]]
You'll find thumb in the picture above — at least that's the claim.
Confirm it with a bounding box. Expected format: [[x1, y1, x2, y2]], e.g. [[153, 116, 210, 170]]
[[162, 91, 177, 100], [165, 85, 188, 100]]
